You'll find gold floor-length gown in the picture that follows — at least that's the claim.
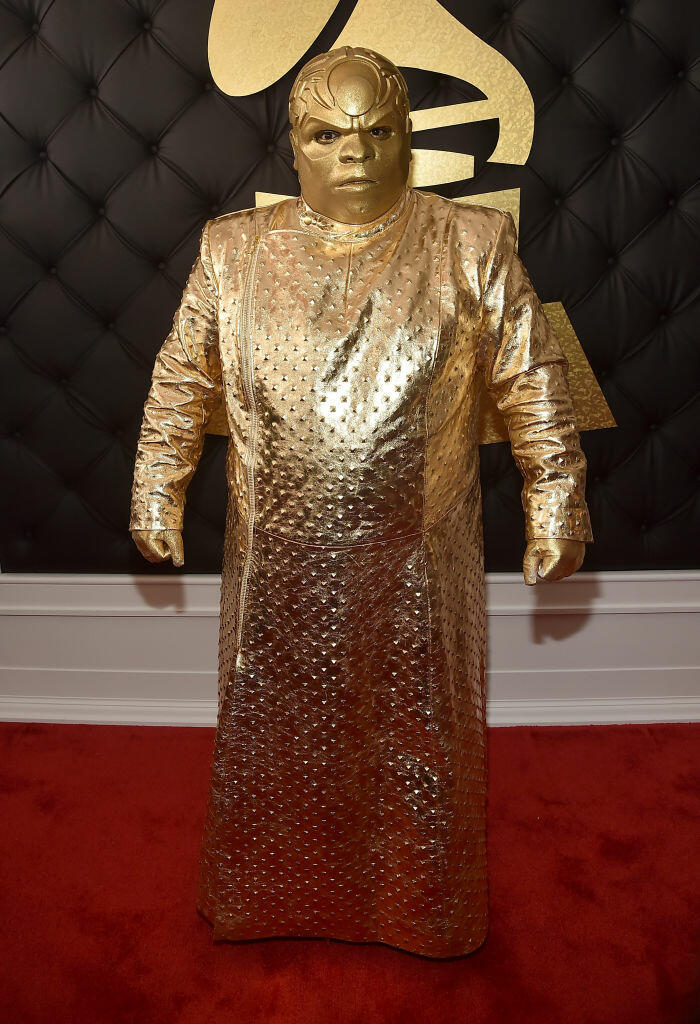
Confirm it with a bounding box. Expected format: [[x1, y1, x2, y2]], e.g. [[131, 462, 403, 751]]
[[129, 185, 593, 957]]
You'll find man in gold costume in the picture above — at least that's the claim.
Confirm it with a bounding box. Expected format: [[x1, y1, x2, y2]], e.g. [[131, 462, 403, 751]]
[[129, 46, 593, 958]]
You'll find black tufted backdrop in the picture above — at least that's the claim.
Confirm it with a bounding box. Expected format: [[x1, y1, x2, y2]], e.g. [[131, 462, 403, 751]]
[[1, 0, 698, 573]]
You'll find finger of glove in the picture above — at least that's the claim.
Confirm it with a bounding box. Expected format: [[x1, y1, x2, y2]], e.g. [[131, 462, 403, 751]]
[[523, 549, 541, 586], [133, 533, 158, 561], [146, 533, 169, 561], [165, 531, 184, 567]]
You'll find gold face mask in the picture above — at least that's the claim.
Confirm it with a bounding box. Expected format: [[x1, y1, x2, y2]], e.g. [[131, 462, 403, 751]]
[[288, 46, 412, 224]]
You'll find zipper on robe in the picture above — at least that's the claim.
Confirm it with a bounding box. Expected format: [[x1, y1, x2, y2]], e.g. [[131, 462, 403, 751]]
[[235, 234, 261, 670]]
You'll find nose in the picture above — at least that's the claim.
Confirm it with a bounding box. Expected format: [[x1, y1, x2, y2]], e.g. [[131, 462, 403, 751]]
[[339, 133, 373, 163]]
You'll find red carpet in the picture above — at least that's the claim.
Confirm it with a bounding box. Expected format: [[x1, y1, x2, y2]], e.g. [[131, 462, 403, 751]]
[[1, 722, 698, 1024]]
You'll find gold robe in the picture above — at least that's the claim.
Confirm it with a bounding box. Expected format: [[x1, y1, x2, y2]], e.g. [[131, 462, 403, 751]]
[[129, 185, 593, 957]]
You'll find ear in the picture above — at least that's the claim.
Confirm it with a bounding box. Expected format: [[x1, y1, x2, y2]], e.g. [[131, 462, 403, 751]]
[[289, 128, 298, 170]]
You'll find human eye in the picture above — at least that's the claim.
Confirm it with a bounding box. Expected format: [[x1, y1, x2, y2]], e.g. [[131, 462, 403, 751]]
[[314, 129, 340, 144], [369, 125, 392, 138]]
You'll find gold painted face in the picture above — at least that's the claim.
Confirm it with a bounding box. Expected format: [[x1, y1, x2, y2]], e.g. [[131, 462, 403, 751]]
[[289, 49, 412, 224]]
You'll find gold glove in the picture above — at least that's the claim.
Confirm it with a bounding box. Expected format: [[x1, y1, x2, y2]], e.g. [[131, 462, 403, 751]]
[[522, 538, 585, 585], [131, 528, 184, 567]]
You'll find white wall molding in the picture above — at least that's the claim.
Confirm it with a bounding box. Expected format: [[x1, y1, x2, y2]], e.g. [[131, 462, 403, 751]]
[[1, 571, 698, 727], [0, 695, 697, 728]]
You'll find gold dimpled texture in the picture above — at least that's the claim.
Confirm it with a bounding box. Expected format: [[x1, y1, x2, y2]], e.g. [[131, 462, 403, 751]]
[[130, 186, 593, 956]]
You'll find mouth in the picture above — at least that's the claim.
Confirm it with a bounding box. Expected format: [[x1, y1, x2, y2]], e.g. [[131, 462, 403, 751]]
[[337, 178, 377, 189]]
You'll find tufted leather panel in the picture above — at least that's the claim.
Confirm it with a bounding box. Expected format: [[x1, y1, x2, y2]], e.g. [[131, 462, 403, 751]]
[[0, 0, 698, 573]]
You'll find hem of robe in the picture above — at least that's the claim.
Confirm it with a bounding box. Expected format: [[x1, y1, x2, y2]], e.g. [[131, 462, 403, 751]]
[[195, 895, 488, 960]]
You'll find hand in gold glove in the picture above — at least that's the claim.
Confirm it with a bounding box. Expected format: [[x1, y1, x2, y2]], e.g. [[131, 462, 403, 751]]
[[131, 529, 184, 567], [523, 538, 585, 586]]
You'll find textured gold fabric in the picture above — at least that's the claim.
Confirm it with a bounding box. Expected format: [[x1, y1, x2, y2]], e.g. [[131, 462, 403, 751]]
[[130, 185, 592, 957]]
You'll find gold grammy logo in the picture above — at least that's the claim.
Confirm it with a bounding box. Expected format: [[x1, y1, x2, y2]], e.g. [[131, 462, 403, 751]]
[[205, 0, 615, 443]]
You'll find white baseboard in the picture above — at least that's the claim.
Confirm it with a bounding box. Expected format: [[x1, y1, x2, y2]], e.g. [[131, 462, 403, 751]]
[[1, 571, 698, 727], [0, 694, 697, 728]]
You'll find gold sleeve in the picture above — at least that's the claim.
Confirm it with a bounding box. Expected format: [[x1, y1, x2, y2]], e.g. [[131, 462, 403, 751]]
[[129, 220, 222, 532], [478, 211, 594, 543]]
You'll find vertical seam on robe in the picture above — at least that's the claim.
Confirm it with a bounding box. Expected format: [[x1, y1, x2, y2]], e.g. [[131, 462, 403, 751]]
[[343, 243, 353, 309], [229, 224, 263, 704], [420, 202, 456, 906]]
